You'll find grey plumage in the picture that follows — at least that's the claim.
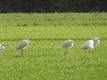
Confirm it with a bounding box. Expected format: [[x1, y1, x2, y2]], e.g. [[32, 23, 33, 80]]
[[62, 39, 74, 54], [16, 39, 29, 55]]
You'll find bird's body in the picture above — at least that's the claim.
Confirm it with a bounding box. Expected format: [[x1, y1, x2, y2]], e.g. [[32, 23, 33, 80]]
[[0, 44, 5, 51], [16, 39, 29, 55], [16, 39, 29, 50], [81, 37, 100, 53], [62, 39, 74, 54], [81, 40, 94, 49], [62, 40, 74, 48]]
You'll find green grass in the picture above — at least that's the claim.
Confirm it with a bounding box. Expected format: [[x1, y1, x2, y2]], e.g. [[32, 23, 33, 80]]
[[0, 13, 107, 80]]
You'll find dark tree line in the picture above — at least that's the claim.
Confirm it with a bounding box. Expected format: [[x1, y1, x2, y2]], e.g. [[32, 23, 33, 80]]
[[0, 0, 107, 12]]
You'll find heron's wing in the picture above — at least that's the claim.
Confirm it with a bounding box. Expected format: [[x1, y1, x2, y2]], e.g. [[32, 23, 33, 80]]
[[62, 41, 71, 48], [16, 40, 28, 50], [62, 41, 67, 46], [81, 40, 93, 49]]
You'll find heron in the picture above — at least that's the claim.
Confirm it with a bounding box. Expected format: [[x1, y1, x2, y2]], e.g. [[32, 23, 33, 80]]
[[0, 44, 5, 52], [62, 39, 74, 55], [81, 37, 100, 53], [16, 38, 30, 55]]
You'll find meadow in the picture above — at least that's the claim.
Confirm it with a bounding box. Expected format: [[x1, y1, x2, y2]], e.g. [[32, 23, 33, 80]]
[[0, 13, 107, 80]]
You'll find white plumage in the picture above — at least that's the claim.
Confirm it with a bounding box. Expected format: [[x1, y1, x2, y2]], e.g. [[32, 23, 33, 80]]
[[0, 44, 5, 52], [16, 39, 29, 55], [81, 37, 100, 52], [62, 39, 74, 54], [81, 40, 94, 49]]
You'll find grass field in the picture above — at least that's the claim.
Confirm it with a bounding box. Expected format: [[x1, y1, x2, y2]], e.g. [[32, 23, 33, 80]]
[[0, 13, 107, 80]]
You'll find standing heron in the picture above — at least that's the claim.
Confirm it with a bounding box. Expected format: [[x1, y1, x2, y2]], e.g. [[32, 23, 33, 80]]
[[16, 38, 30, 55], [62, 39, 74, 55], [0, 44, 5, 52]]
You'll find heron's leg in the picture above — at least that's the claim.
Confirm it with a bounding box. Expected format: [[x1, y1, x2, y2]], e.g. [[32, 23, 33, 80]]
[[64, 48, 68, 55], [84, 50, 86, 53], [91, 49, 94, 53], [84, 50, 87, 53], [64, 48, 67, 55], [87, 49, 89, 53], [64, 49, 66, 55], [21, 49, 23, 56], [66, 48, 68, 54], [84, 49, 89, 53]]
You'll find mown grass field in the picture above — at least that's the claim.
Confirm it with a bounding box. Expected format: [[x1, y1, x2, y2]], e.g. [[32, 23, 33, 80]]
[[0, 13, 107, 80]]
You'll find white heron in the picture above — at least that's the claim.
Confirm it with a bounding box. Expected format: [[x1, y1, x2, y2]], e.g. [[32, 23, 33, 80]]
[[80, 37, 100, 53], [16, 38, 30, 55], [0, 44, 5, 52], [62, 39, 74, 55]]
